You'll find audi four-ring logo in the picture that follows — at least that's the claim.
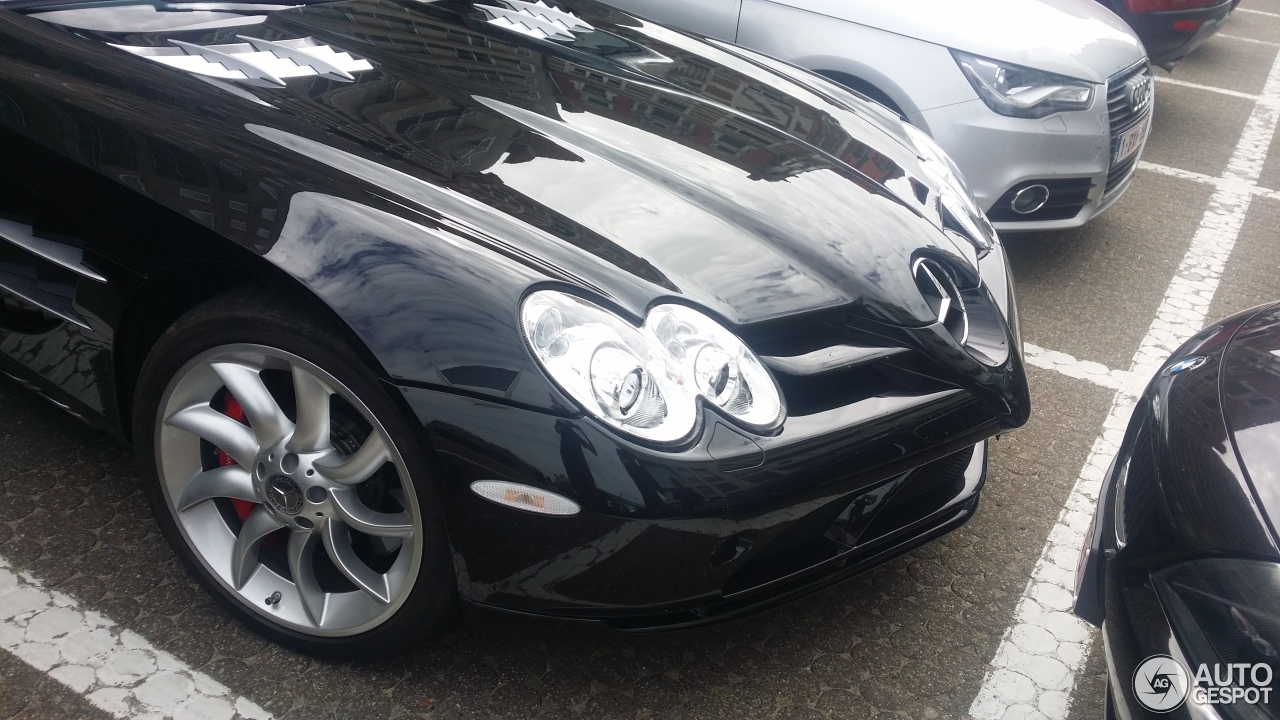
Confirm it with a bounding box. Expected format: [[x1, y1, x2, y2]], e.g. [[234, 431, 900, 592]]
[[1129, 74, 1153, 115]]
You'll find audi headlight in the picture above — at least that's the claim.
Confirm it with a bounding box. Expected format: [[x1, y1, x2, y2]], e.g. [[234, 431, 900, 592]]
[[521, 291, 784, 444], [953, 50, 1095, 119], [1156, 558, 1280, 715], [903, 123, 995, 257]]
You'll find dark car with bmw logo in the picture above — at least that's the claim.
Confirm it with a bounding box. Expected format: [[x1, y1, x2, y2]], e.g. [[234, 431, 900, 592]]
[[0, 0, 1029, 657], [1075, 302, 1280, 717]]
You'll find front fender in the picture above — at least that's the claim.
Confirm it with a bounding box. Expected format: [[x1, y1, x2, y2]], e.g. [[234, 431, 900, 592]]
[[267, 191, 575, 413], [1118, 313, 1278, 560], [737, 0, 976, 117]]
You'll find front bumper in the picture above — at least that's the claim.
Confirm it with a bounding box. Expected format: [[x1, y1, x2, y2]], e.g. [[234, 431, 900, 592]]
[[911, 65, 1151, 233], [396, 244, 1028, 628], [402, 378, 1000, 628]]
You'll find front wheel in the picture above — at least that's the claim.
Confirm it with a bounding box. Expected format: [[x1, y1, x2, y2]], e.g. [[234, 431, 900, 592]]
[[133, 287, 455, 659]]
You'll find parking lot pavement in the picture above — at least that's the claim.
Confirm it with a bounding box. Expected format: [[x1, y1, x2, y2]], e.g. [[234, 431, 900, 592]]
[[1232, 6, 1280, 43], [0, 649, 111, 720], [1210, 195, 1280, 321], [1143, 82, 1255, 177], [1, 12, 1280, 720], [1161, 33, 1280, 94], [1003, 172, 1212, 369], [1244, 0, 1280, 14]]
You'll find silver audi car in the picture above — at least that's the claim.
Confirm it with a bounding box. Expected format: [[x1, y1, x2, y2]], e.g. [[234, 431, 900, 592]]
[[606, 0, 1154, 232]]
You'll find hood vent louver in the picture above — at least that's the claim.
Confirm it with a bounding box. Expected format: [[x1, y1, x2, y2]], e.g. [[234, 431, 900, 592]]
[[476, 0, 594, 42], [112, 36, 373, 88]]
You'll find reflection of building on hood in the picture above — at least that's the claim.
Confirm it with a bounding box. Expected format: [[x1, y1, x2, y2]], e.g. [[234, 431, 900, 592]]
[[263, 2, 678, 287], [1224, 340, 1280, 418], [547, 53, 898, 186], [1163, 361, 1274, 553], [288, 0, 901, 188], [571, 20, 903, 187], [17, 84, 288, 251], [198, 0, 940, 297], [283, 0, 564, 116]]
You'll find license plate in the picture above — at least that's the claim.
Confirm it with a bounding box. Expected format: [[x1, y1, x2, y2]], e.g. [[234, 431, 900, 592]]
[[1113, 116, 1150, 165]]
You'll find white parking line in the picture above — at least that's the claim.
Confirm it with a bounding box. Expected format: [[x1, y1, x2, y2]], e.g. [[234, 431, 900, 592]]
[[1021, 343, 1139, 394], [1154, 75, 1263, 101], [1218, 33, 1280, 46], [1138, 160, 1230, 185], [1236, 7, 1280, 17], [970, 44, 1280, 720], [0, 556, 272, 720], [1138, 160, 1280, 202]]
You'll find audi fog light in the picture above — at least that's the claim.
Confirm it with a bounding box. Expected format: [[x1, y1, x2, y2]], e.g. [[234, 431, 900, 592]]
[[521, 291, 783, 444]]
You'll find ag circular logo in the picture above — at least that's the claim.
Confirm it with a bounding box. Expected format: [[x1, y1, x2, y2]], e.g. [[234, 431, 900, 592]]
[[265, 476, 303, 516], [1134, 655, 1191, 712]]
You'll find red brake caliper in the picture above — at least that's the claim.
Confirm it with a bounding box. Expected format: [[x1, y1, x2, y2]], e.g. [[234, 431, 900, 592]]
[[218, 395, 257, 523]]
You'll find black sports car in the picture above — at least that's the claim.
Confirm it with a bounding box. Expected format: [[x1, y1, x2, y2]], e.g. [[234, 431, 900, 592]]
[[1096, 0, 1234, 69], [1075, 302, 1280, 718], [0, 0, 1030, 657]]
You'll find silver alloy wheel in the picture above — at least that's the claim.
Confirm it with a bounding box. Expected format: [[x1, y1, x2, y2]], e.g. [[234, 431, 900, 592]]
[[155, 344, 424, 636]]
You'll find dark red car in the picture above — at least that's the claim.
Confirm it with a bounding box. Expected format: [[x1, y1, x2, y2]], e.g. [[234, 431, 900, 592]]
[[1097, 0, 1235, 68]]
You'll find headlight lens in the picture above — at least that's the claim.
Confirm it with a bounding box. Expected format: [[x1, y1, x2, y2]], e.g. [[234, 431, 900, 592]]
[[1156, 558, 1280, 716], [953, 50, 1095, 119], [903, 122, 995, 257], [521, 291, 783, 443]]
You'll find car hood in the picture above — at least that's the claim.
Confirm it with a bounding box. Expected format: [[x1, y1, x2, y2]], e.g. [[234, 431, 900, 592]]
[[75, 0, 988, 328], [1222, 303, 1280, 541], [771, 0, 1146, 83]]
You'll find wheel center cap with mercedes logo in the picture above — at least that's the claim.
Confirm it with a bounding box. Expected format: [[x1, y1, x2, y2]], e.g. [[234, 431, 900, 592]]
[[265, 476, 303, 516]]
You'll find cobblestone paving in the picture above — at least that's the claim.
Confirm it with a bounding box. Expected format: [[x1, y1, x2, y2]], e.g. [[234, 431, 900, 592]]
[[0, 648, 111, 720], [0, 562, 272, 719]]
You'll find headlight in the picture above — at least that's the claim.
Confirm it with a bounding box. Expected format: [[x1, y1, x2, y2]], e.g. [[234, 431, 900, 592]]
[[903, 122, 995, 258], [952, 50, 1095, 119], [521, 291, 784, 444], [1156, 558, 1280, 714]]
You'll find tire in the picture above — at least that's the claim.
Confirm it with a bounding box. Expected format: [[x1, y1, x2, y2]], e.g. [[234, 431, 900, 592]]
[[132, 284, 456, 660]]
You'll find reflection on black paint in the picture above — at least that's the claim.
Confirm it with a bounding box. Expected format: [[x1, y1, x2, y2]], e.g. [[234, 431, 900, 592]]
[[256, 0, 953, 324], [0, 0, 1034, 621], [556, 418, 599, 506], [1223, 306, 1280, 534]]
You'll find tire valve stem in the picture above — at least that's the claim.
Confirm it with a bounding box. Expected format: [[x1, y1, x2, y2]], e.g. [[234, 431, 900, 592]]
[[265, 591, 282, 607]]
